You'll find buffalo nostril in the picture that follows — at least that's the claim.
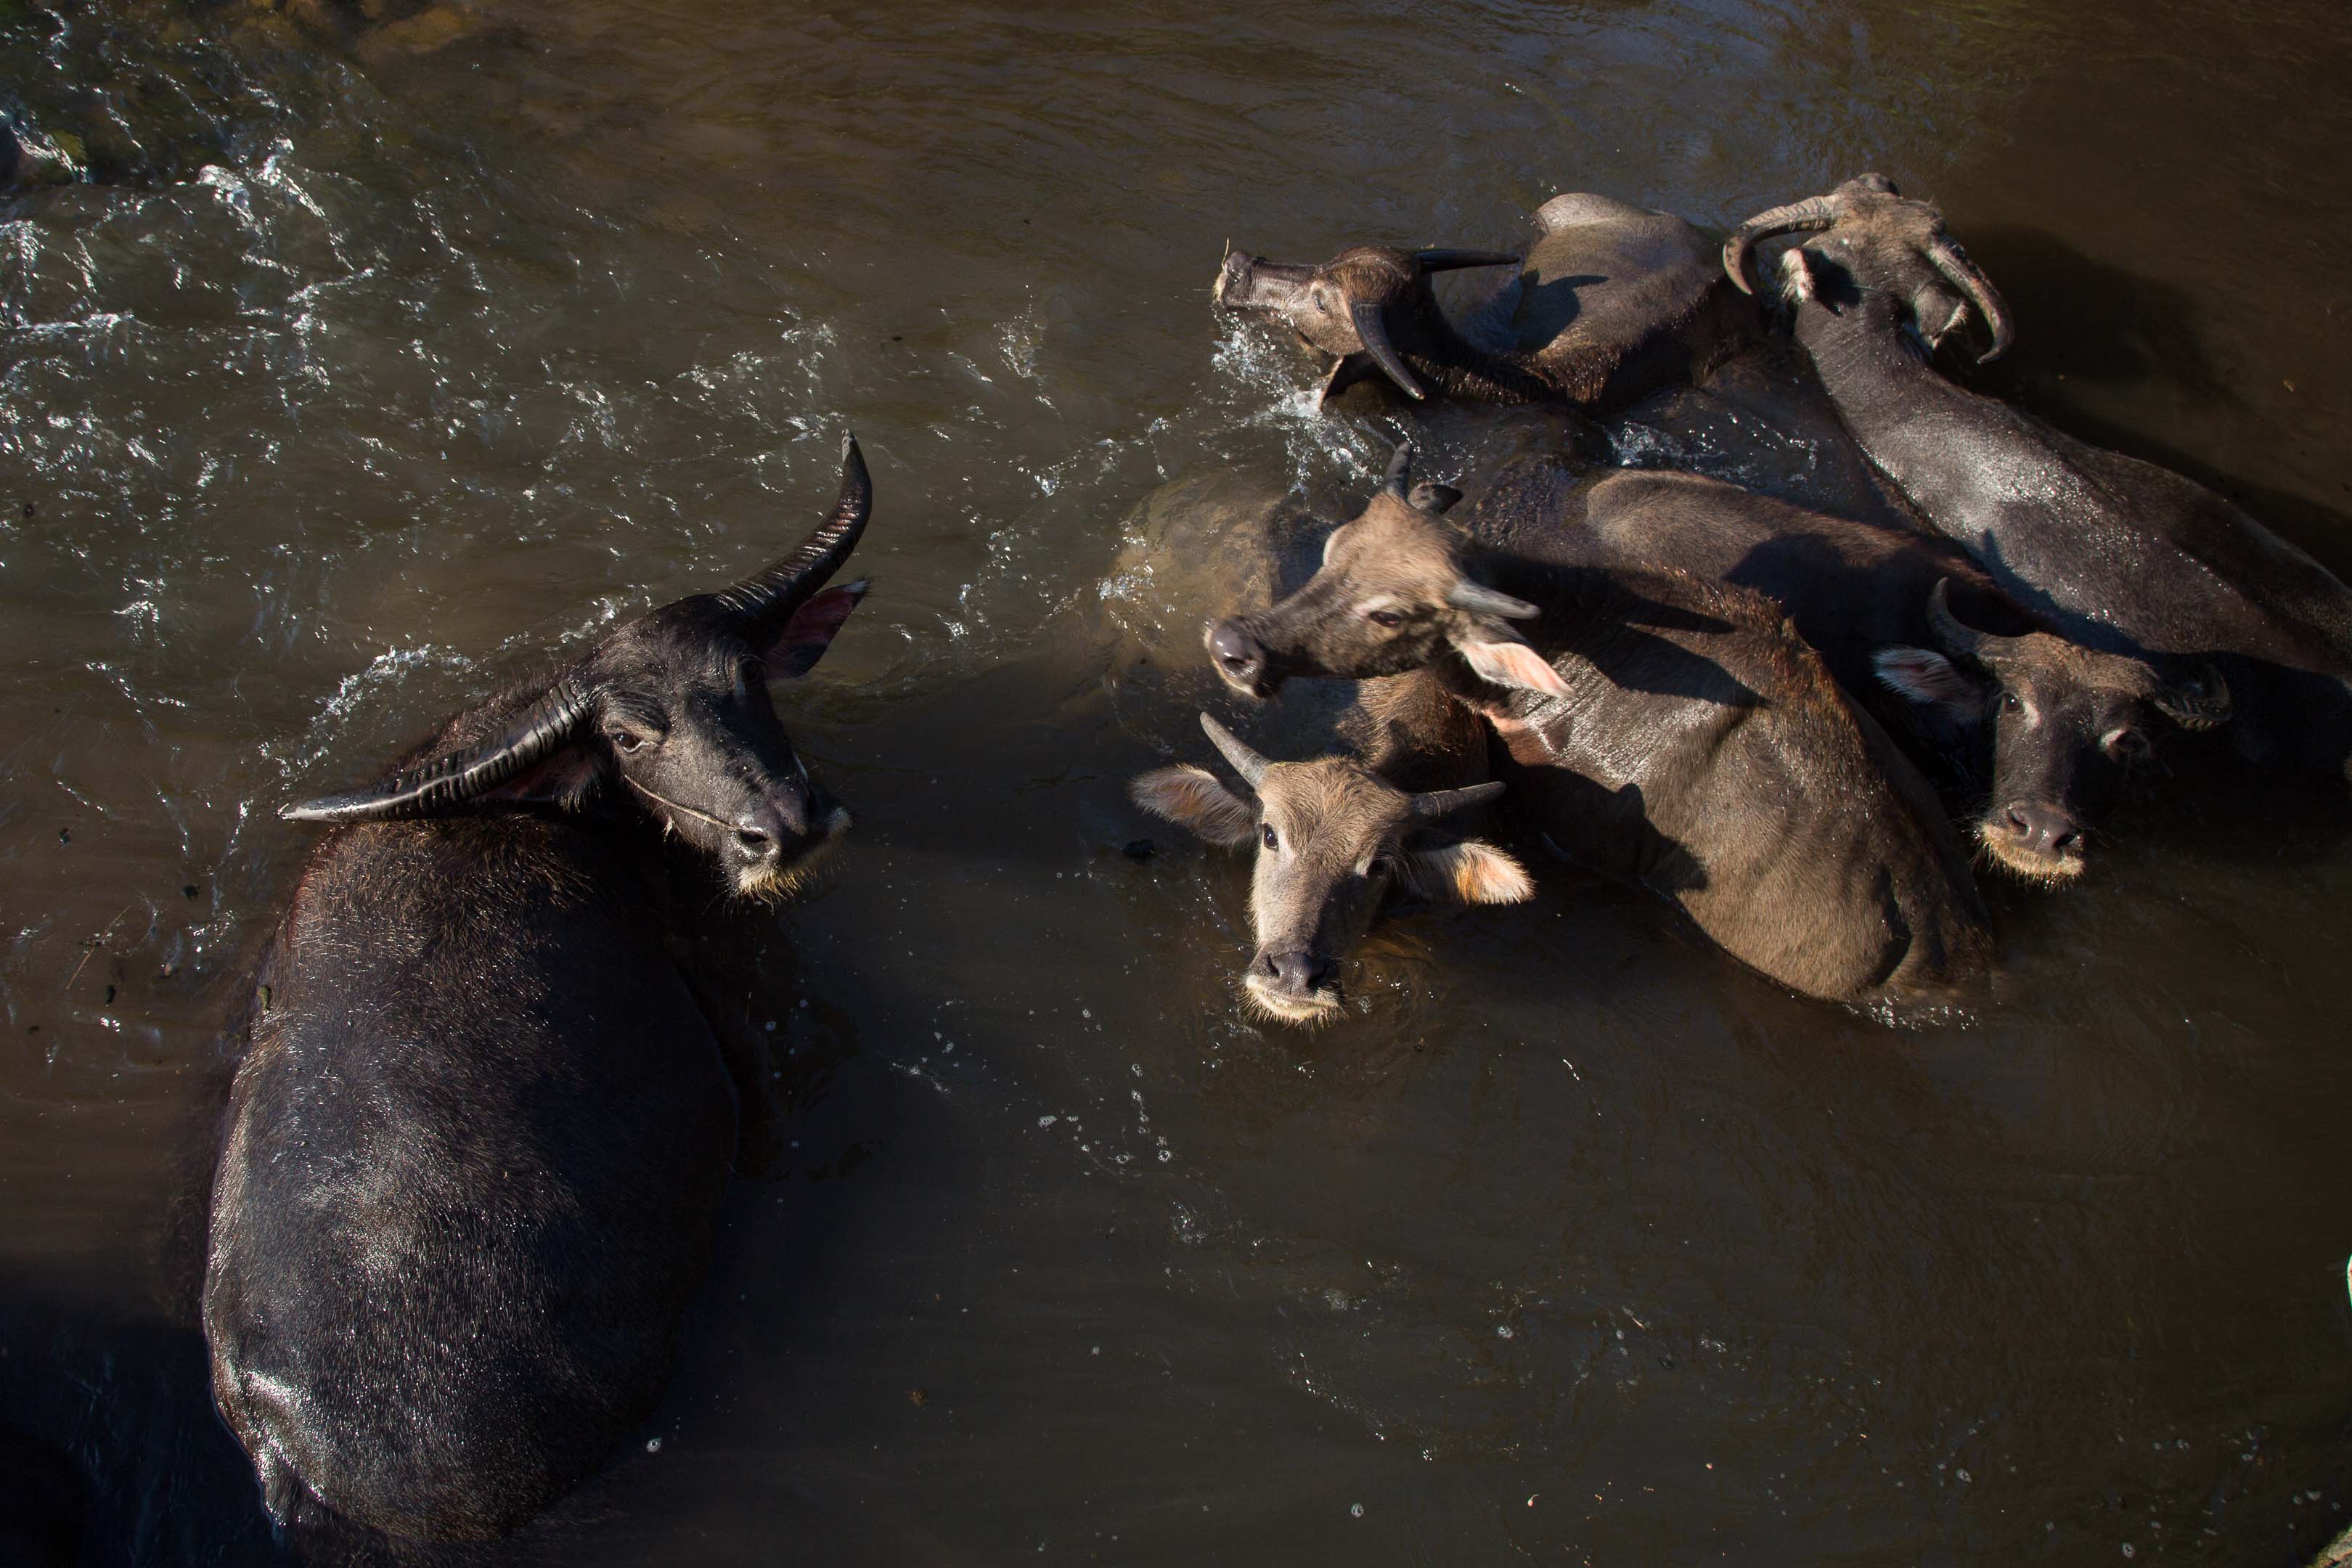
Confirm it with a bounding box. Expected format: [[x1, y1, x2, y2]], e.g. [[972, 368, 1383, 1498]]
[[1261, 951, 1334, 994], [735, 827, 772, 854], [1209, 621, 1262, 676], [2003, 808, 2032, 837]]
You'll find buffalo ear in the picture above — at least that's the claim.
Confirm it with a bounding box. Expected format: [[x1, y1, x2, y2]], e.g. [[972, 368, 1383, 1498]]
[[1871, 646, 1983, 719], [1775, 247, 1816, 303], [764, 581, 867, 679], [1401, 839, 1533, 905], [2151, 663, 2231, 730], [475, 741, 605, 809], [1454, 629, 1575, 701], [1130, 765, 1254, 848]]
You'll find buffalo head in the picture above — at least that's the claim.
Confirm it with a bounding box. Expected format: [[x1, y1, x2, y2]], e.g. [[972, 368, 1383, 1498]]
[[1204, 443, 1574, 703], [285, 435, 875, 901], [1723, 173, 2014, 364], [1872, 580, 2229, 881], [1213, 241, 1519, 404], [1132, 714, 1529, 1024]]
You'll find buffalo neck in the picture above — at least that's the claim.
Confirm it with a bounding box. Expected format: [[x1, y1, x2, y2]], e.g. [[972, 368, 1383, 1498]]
[[1400, 305, 1559, 404], [1789, 290, 2006, 515]]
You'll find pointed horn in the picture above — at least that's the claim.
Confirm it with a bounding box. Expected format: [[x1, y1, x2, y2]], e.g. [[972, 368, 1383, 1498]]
[[1447, 580, 1543, 621], [1722, 195, 1839, 295], [1408, 780, 1506, 821], [1925, 234, 2014, 362], [1924, 578, 2005, 663], [1349, 301, 1425, 400], [283, 679, 595, 824], [1198, 712, 1271, 789], [2152, 662, 2231, 730], [1383, 439, 1415, 497], [711, 432, 873, 640], [1410, 249, 1522, 273]]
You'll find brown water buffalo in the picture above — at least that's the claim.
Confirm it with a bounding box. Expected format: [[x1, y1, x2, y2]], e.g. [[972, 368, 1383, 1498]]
[[204, 436, 875, 1542], [1726, 173, 2352, 782], [1214, 192, 1752, 411], [1133, 712, 1530, 1024], [1543, 467, 2231, 881], [1204, 444, 1992, 1005]]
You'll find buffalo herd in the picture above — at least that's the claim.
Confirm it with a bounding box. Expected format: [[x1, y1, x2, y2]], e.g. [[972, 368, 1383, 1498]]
[[202, 176, 2352, 1538]]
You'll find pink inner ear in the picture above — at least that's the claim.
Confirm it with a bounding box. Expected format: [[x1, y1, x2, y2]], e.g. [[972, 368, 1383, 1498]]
[[481, 743, 602, 809], [1461, 637, 1574, 701], [1871, 647, 1977, 714], [765, 581, 867, 679]]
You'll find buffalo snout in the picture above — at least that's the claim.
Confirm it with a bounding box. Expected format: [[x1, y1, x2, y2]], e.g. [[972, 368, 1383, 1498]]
[[1206, 618, 1275, 698], [1246, 947, 1343, 1021], [1213, 251, 1313, 314], [1983, 799, 2086, 881]]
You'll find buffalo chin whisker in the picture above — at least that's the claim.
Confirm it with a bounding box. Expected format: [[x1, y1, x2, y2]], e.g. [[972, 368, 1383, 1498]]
[[1239, 976, 1343, 1029], [733, 808, 853, 905]]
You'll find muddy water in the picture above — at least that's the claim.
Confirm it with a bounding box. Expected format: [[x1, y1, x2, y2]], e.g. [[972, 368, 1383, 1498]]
[[5, 1, 2351, 1561]]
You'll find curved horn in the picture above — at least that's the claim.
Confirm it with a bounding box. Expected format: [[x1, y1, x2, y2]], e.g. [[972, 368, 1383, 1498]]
[[1722, 195, 1839, 295], [1349, 301, 1425, 401], [1411, 249, 1522, 273], [1924, 234, 2014, 362], [1383, 439, 1416, 497], [1447, 580, 1543, 621], [2152, 663, 2231, 730], [711, 432, 873, 640], [1924, 577, 2008, 663], [1408, 780, 1506, 821], [283, 679, 596, 824], [1199, 712, 1271, 789]]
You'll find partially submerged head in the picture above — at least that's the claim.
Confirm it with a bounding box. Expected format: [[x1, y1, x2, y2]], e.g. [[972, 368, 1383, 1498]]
[[1204, 442, 1575, 704], [1723, 172, 2014, 363], [1213, 240, 1519, 403], [1872, 580, 2229, 881], [1132, 714, 1530, 1024], [285, 435, 876, 901]]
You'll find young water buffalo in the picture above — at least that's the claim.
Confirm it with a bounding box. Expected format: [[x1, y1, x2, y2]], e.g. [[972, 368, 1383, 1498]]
[[1554, 468, 2231, 881], [1726, 174, 2352, 780], [1134, 714, 1529, 1024], [1214, 192, 1752, 410], [203, 436, 875, 1542], [1205, 446, 1992, 1005]]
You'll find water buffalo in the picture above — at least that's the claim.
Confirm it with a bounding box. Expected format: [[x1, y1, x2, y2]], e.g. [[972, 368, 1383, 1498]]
[[203, 436, 875, 1542], [1132, 712, 1530, 1024], [1547, 467, 2231, 881], [1726, 173, 2352, 780], [1214, 192, 1752, 411], [1205, 444, 1992, 1005]]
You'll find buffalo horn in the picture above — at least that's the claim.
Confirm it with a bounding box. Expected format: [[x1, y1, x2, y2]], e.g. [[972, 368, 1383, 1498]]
[[2152, 663, 2232, 730], [1411, 249, 1522, 273], [1408, 780, 1506, 821], [282, 679, 596, 823], [1447, 580, 1543, 621], [1349, 301, 1426, 401], [1199, 713, 1272, 789], [711, 431, 873, 643], [1924, 234, 2014, 362], [1924, 577, 2009, 663], [1383, 439, 1416, 497], [1721, 195, 1840, 295]]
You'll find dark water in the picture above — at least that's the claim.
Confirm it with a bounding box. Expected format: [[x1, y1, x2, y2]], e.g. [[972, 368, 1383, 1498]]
[[5, 1, 2351, 1561]]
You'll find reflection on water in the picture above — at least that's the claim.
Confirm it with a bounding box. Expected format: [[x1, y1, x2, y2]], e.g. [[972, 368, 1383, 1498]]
[[4, 0, 2351, 1561]]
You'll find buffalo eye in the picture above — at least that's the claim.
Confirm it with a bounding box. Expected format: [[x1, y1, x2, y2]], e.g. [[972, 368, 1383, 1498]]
[[2107, 727, 2149, 760], [608, 728, 650, 755], [1262, 823, 1279, 851], [1365, 854, 1389, 878], [1998, 691, 2023, 715], [1367, 609, 1405, 629]]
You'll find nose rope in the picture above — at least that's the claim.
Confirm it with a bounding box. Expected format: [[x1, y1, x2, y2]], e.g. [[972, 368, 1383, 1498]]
[[623, 775, 743, 834]]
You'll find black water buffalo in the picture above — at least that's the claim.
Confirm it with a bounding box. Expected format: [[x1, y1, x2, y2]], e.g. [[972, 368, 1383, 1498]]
[[1214, 192, 1752, 411], [1543, 467, 2231, 881], [1205, 444, 1992, 1005], [1133, 712, 1529, 1024], [203, 436, 875, 1542], [1726, 173, 2352, 780]]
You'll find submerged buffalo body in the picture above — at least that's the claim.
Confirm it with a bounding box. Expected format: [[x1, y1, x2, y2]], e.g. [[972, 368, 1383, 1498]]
[[1214, 192, 1750, 411], [1547, 468, 2229, 881], [1728, 174, 2352, 780], [1206, 446, 1992, 1004], [203, 438, 876, 1542]]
